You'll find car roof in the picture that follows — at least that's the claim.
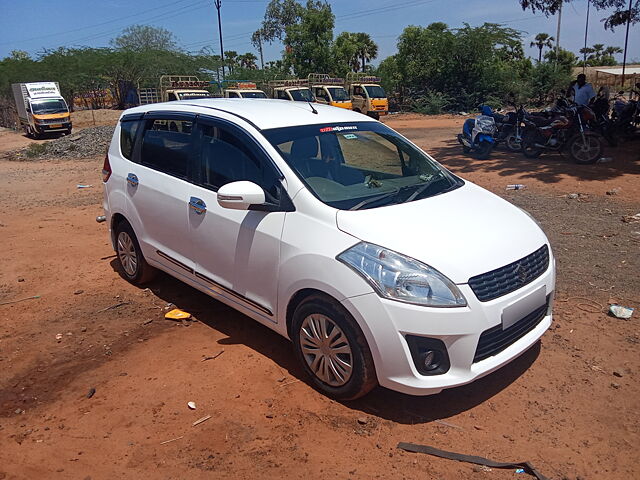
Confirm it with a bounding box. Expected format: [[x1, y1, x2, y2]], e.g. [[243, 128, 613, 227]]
[[122, 98, 370, 130]]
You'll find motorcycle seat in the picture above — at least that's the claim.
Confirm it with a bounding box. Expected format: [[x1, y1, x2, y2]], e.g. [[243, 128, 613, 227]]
[[525, 115, 556, 127]]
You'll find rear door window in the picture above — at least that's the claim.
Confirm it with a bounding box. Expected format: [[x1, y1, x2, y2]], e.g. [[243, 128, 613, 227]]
[[120, 119, 142, 160], [139, 116, 194, 179]]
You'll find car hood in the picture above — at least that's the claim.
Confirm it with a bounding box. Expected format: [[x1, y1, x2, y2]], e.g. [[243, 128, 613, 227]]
[[336, 182, 548, 284]]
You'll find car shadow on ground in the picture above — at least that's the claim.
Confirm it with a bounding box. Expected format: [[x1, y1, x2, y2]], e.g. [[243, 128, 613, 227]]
[[130, 267, 543, 425], [428, 137, 640, 185]]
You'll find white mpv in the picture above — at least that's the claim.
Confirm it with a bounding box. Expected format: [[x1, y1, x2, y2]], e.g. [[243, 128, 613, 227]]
[[102, 99, 555, 399]]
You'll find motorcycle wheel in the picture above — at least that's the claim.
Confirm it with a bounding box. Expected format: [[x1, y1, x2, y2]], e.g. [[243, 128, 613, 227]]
[[568, 132, 603, 165], [505, 133, 522, 152], [521, 141, 543, 158], [474, 142, 493, 160]]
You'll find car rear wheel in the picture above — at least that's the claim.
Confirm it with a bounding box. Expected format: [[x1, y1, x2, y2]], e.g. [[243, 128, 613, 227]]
[[115, 221, 156, 284], [292, 294, 377, 400]]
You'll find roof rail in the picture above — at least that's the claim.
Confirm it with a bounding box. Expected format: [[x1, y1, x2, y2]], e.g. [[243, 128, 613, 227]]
[[159, 75, 209, 89]]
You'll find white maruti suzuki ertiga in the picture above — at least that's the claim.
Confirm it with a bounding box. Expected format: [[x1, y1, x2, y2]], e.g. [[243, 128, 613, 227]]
[[102, 98, 555, 400]]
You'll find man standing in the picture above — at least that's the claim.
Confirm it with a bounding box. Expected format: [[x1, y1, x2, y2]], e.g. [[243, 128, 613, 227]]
[[568, 74, 596, 106]]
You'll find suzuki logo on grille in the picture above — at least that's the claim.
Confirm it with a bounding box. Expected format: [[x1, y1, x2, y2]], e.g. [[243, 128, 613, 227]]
[[514, 263, 529, 283]]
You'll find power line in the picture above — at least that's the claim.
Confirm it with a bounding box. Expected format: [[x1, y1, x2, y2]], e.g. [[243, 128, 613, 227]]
[[67, 0, 210, 45], [0, 0, 199, 47]]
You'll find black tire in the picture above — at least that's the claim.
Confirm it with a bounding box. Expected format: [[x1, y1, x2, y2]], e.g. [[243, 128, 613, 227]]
[[462, 145, 471, 154], [505, 133, 522, 152], [521, 141, 543, 158], [291, 294, 377, 400], [474, 141, 493, 160], [114, 221, 156, 285], [367, 112, 380, 120], [568, 132, 603, 165]]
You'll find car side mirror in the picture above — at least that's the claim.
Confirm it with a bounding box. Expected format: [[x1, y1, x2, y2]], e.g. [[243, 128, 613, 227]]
[[217, 181, 266, 210]]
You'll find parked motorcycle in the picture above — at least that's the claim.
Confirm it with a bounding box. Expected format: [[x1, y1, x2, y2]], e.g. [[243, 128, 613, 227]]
[[457, 112, 497, 159], [520, 99, 604, 164], [490, 104, 527, 152], [589, 96, 618, 147]]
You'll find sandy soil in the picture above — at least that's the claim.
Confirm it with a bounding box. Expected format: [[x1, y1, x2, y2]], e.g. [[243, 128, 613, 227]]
[[0, 112, 638, 480]]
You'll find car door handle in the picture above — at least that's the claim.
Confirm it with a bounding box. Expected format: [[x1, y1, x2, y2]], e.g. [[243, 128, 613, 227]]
[[189, 197, 206, 214], [127, 173, 139, 187]]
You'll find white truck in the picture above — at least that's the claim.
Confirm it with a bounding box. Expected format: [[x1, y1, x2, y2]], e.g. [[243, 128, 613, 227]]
[[12, 82, 72, 138], [138, 75, 213, 105], [267, 79, 315, 102], [221, 81, 268, 99]]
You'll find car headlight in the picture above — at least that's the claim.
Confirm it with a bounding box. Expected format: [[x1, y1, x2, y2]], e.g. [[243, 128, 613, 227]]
[[337, 242, 466, 307]]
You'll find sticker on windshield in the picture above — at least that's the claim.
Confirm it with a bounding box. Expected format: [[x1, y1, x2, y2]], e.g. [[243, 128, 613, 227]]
[[319, 125, 358, 133], [343, 133, 358, 140]]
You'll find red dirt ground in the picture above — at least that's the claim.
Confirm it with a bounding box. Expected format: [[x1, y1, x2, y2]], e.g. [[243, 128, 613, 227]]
[[0, 112, 638, 479]]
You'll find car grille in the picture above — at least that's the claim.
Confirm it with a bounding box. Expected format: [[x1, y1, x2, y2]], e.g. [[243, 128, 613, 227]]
[[468, 245, 549, 302], [39, 118, 67, 124], [473, 297, 549, 363]]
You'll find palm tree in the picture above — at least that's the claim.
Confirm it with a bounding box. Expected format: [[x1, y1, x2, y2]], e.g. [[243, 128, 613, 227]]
[[603, 46, 622, 59], [354, 33, 378, 72], [530, 33, 554, 63], [224, 50, 238, 74], [238, 52, 258, 70]]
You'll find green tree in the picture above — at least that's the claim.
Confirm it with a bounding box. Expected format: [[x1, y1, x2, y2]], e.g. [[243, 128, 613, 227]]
[[519, 0, 639, 30], [578, 43, 622, 66], [283, 1, 334, 77], [257, 0, 304, 43], [530, 33, 554, 62], [332, 32, 361, 75], [543, 46, 577, 70], [389, 22, 530, 110], [238, 52, 258, 69], [111, 25, 178, 51], [224, 51, 239, 74], [353, 32, 378, 72]]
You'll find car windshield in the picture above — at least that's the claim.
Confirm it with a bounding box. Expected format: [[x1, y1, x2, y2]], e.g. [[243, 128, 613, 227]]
[[290, 88, 315, 102], [263, 122, 461, 210], [240, 91, 267, 99], [364, 85, 386, 99], [31, 99, 68, 114], [327, 87, 349, 101]]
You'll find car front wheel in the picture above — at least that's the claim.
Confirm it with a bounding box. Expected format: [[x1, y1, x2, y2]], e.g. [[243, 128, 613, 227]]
[[292, 294, 377, 400]]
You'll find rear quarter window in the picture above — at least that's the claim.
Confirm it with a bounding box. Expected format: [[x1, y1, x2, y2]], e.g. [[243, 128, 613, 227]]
[[120, 120, 141, 160]]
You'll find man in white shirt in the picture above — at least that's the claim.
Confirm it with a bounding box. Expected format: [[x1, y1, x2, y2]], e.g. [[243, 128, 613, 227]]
[[568, 74, 596, 106]]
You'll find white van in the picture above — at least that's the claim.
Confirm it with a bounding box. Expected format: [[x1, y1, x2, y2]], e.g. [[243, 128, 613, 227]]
[[102, 99, 555, 399]]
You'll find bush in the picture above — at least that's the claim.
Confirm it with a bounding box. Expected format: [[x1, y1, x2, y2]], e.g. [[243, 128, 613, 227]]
[[24, 143, 47, 158], [412, 90, 451, 115]]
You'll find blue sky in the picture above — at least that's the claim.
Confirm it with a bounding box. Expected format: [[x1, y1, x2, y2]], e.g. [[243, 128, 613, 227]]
[[1, 0, 638, 65]]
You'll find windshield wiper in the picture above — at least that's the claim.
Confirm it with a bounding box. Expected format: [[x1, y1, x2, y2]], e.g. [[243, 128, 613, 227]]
[[402, 172, 444, 203], [349, 188, 399, 211]]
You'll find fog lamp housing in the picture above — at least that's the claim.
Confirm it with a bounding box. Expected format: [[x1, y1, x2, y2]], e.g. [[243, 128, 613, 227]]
[[405, 336, 450, 376]]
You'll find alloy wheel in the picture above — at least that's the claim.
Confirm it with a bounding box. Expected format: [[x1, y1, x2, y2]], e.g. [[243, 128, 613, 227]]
[[117, 231, 138, 276]]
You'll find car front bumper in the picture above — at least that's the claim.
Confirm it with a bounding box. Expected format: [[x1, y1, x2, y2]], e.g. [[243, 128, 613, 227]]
[[341, 257, 556, 396]]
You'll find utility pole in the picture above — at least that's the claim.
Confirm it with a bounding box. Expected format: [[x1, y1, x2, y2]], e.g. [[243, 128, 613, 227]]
[[214, 0, 225, 80], [582, 0, 590, 73], [621, 0, 633, 89], [258, 32, 265, 70], [555, 0, 563, 68]]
